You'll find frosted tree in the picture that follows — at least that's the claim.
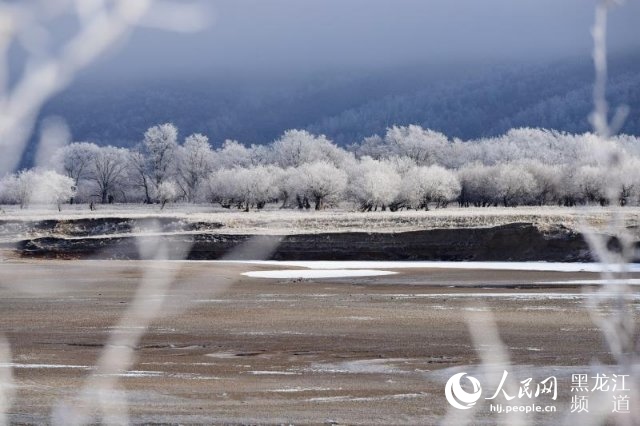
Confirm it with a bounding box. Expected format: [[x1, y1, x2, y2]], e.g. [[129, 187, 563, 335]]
[[457, 164, 499, 207], [158, 180, 179, 210], [0, 169, 74, 210], [207, 168, 235, 207], [271, 130, 350, 168], [29, 170, 76, 211], [519, 160, 563, 205], [574, 165, 607, 205], [207, 166, 279, 211], [89, 146, 130, 204], [234, 166, 280, 211], [248, 144, 272, 167], [349, 157, 401, 211], [128, 149, 153, 204], [557, 167, 580, 207], [214, 140, 253, 170], [142, 123, 179, 194], [266, 166, 292, 208], [383, 125, 449, 166], [494, 164, 537, 207], [399, 165, 461, 210], [0, 175, 17, 205], [177, 133, 214, 202], [52, 142, 100, 187], [0, 171, 34, 208], [352, 135, 387, 160], [387, 156, 418, 176], [295, 161, 348, 210], [613, 157, 640, 206]]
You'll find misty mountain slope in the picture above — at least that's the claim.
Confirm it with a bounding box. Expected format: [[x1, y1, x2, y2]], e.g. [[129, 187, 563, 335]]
[[306, 59, 640, 144], [35, 55, 640, 154]]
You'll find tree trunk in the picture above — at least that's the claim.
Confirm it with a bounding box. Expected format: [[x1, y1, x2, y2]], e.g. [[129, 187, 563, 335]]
[[280, 193, 289, 209]]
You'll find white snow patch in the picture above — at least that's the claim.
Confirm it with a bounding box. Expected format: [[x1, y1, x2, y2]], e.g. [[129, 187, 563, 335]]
[[242, 269, 397, 279], [536, 279, 640, 285], [0, 363, 91, 369], [267, 387, 334, 393], [100, 370, 164, 378], [308, 358, 410, 375], [379, 292, 597, 300], [229, 260, 640, 273], [306, 393, 424, 402]]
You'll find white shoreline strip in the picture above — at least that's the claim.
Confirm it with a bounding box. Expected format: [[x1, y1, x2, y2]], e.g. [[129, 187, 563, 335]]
[[0, 363, 91, 369], [227, 260, 640, 273], [242, 269, 397, 279], [535, 279, 640, 285]]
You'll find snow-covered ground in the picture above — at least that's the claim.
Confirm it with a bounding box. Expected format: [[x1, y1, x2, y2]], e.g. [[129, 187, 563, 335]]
[[2, 204, 640, 235], [231, 260, 640, 273], [235, 260, 640, 281], [242, 269, 398, 279]]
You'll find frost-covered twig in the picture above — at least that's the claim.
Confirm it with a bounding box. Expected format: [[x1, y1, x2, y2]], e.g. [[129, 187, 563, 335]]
[[574, 0, 638, 424], [0, 0, 209, 175], [51, 231, 191, 424], [0, 1, 211, 422], [442, 310, 527, 426], [50, 231, 280, 424]]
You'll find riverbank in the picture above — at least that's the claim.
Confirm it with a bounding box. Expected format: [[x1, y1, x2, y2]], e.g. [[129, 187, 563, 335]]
[[2, 259, 636, 424], [1, 206, 639, 261]]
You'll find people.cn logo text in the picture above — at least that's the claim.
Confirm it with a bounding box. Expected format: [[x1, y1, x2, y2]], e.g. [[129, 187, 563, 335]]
[[445, 372, 482, 410]]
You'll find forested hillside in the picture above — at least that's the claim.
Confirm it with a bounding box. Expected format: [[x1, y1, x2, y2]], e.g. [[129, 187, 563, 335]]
[[27, 53, 640, 160]]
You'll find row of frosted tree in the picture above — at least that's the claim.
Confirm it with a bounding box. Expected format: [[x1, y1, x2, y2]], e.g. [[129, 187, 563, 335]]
[[1, 124, 640, 211]]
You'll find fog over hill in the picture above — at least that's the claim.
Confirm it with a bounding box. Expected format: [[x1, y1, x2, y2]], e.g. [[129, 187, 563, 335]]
[[14, 0, 640, 166], [32, 54, 640, 150]]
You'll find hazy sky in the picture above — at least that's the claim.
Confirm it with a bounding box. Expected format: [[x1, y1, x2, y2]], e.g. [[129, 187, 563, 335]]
[[80, 0, 640, 81]]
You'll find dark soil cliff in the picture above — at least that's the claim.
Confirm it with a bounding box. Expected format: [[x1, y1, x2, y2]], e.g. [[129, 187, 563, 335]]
[[9, 222, 601, 262]]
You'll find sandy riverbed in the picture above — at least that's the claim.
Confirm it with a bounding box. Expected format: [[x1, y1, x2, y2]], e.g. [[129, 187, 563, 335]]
[[0, 259, 638, 424]]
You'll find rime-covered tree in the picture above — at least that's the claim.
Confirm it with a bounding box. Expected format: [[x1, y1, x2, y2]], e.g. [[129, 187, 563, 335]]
[[89, 146, 129, 203], [457, 164, 499, 207], [400, 165, 460, 210], [520, 160, 563, 205], [214, 140, 253, 170], [208, 166, 280, 211], [177, 133, 214, 202], [134, 123, 178, 202], [158, 180, 179, 210], [128, 148, 153, 204], [30, 170, 76, 211], [384, 125, 449, 166], [349, 157, 401, 211], [271, 130, 350, 168], [51, 142, 100, 203], [295, 161, 347, 210], [613, 158, 640, 206], [0, 170, 35, 208], [574, 165, 607, 205], [52, 142, 99, 187], [494, 164, 537, 207], [0, 169, 74, 210]]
